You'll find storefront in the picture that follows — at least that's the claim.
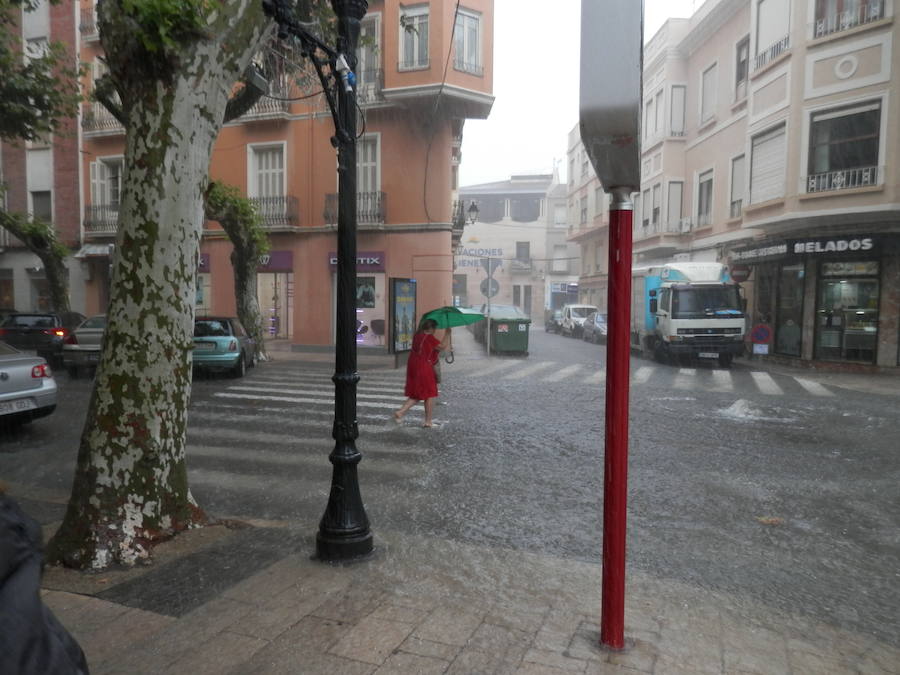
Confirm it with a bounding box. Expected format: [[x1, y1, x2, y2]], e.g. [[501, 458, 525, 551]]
[[729, 234, 899, 369], [329, 251, 386, 349]]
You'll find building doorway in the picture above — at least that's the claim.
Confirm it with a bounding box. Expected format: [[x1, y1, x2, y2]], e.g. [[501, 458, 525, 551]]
[[258, 272, 293, 339]]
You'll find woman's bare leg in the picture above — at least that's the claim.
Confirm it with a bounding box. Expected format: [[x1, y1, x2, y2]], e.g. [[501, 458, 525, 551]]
[[423, 398, 435, 427], [394, 398, 418, 420]]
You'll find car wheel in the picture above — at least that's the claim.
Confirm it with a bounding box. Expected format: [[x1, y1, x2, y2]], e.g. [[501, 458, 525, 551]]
[[249, 351, 258, 368], [232, 352, 247, 378]]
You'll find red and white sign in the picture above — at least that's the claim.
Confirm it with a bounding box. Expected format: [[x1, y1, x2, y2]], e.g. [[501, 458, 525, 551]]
[[730, 265, 751, 283]]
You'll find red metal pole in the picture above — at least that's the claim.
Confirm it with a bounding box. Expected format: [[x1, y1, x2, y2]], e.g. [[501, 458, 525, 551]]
[[600, 188, 634, 650]]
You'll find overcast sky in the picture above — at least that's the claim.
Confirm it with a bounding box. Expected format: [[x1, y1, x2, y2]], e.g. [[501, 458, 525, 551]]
[[459, 0, 698, 187]]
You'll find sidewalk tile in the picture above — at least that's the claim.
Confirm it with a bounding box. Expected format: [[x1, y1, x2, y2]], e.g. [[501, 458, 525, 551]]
[[446, 647, 521, 675], [787, 648, 854, 675], [468, 621, 533, 663], [80, 607, 175, 668], [167, 630, 267, 675], [396, 635, 461, 662], [227, 587, 333, 640], [329, 615, 415, 665], [370, 602, 431, 625], [239, 616, 367, 674], [487, 601, 552, 634], [373, 651, 451, 674], [606, 637, 657, 674], [518, 664, 584, 675], [522, 647, 589, 672], [564, 622, 607, 663], [309, 584, 387, 623], [721, 624, 790, 675], [414, 606, 485, 646]]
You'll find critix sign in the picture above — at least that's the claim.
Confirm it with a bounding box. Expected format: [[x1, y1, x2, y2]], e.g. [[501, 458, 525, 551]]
[[789, 236, 875, 255]]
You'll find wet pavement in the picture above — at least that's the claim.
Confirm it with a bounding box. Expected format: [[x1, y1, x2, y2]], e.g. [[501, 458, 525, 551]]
[[3, 328, 899, 673]]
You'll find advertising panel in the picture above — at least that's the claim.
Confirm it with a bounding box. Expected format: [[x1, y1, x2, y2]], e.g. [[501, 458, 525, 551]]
[[390, 278, 416, 353]]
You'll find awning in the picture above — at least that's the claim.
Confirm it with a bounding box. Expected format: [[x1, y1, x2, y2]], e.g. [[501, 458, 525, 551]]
[[74, 244, 114, 258]]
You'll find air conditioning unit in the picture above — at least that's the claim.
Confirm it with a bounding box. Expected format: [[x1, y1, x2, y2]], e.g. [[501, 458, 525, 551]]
[[679, 218, 693, 233]]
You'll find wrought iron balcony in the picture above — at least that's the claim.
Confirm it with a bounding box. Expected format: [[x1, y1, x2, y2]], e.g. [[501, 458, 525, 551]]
[[243, 90, 290, 119], [753, 34, 790, 72], [84, 205, 119, 236], [249, 196, 299, 228], [814, 1, 883, 38], [509, 258, 533, 274], [324, 191, 386, 225], [356, 69, 384, 104], [82, 102, 124, 135], [805, 166, 881, 193], [79, 8, 98, 40]]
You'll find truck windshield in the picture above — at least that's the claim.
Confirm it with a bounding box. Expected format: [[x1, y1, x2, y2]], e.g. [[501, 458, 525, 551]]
[[672, 286, 743, 319]]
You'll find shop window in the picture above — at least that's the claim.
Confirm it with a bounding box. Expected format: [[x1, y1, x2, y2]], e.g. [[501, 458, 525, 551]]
[[807, 101, 880, 193], [815, 261, 879, 363], [775, 263, 804, 356]]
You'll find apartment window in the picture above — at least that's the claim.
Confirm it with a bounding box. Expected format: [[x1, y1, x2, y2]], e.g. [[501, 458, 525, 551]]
[[594, 243, 602, 272], [453, 9, 481, 75], [579, 197, 587, 224], [750, 124, 786, 203], [755, 0, 791, 70], [357, 16, 380, 91], [250, 145, 285, 198], [400, 5, 429, 70], [357, 136, 380, 193], [552, 244, 568, 273], [21, 0, 49, 38], [569, 159, 575, 185], [735, 36, 750, 100], [644, 97, 654, 139], [651, 184, 661, 227], [814, 0, 882, 38], [670, 85, 686, 136], [553, 204, 567, 226], [30, 191, 52, 222], [697, 170, 713, 227], [581, 151, 588, 178], [594, 187, 604, 215], [511, 197, 540, 222], [23, 37, 48, 63], [655, 90, 665, 134], [807, 101, 880, 192], [641, 189, 650, 227], [701, 64, 717, 124], [515, 241, 530, 262], [667, 181, 683, 227], [90, 157, 123, 207], [730, 154, 745, 218]]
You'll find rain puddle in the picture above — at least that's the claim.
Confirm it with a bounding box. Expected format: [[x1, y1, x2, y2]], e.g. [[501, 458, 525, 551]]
[[717, 399, 798, 424]]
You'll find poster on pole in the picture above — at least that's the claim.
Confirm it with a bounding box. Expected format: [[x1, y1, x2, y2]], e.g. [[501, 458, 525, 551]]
[[390, 278, 416, 353]]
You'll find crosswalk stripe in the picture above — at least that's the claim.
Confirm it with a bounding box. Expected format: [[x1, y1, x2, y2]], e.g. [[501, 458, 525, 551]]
[[226, 385, 400, 400], [544, 364, 581, 383], [794, 377, 834, 397], [632, 366, 654, 384], [584, 369, 606, 385], [462, 360, 519, 378], [214, 392, 398, 410], [503, 361, 557, 380], [191, 401, 387, 422], [750, 371, 784, 395], [710, 369, 734, 392]]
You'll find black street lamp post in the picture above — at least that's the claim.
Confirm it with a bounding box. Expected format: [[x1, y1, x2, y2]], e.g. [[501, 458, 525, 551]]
[[262, 0, 373, 561]]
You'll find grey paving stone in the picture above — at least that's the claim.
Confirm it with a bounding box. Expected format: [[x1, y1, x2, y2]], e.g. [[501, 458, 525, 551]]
[[606, 637, 657, 674], [370, 602, 431, 625], [81, 606, 176, 669], [517, 663, 582, 675], [468, 621, 534, 664], [522, 647, 589, 672], [446, 647, 521, 675], [414, 606, 485, 646], [227, 586, 333, 640], [721, 624, 790, 675], [166, 630, 268, 675], [373, 651, 451, 674], [396, 635, 461, 662], [309, 584, 387, 623], [329, 616, 415, 665]]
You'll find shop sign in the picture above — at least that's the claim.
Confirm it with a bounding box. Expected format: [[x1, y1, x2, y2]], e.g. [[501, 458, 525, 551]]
[[731, 244, 788, 262], [258, 250, 294, 272], [329, 250, 385, 272], [821, 261, 879, 277], [789, 236, 875, 255]]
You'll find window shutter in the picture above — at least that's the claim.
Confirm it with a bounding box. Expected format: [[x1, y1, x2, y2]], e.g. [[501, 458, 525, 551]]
[[750, 126, 786, 204]]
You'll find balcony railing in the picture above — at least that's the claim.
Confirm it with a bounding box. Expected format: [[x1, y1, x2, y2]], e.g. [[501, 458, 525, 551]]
[[249, 196, 299, 228], [79, 8, 98, 40], [730, 199, 743, 219], [509, 258, 532, 274], [814, 1, 884, 38], [324, 191, 386, 225], [356, 69, 384, 104], [635, 218, 687, 239], [805, 166, 881, 193], [82, 102, 124, 134], [753, 34, 790, 72], [244, 92, 290, 118], [84, 205, 119, 235]]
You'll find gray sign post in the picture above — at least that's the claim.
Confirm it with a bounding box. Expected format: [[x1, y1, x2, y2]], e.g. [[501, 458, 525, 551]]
[[580, 0, 643, 651]]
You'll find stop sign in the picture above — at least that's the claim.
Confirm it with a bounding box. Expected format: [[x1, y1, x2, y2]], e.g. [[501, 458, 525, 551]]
[[731, 265, 751, 282]]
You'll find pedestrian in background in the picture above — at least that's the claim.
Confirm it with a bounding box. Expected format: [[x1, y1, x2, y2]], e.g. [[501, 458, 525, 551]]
[[393, 319, 451, 427]]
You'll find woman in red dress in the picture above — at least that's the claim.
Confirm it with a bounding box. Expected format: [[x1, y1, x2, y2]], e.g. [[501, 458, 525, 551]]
[[393, 319, 452, 427]]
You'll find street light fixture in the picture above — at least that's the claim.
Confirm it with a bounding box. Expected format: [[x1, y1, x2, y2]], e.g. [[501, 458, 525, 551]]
[[263, 0, 373, 562], [466, 201, 479, 225]]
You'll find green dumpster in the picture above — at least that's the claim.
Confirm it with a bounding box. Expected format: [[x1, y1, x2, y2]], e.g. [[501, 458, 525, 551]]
[[482, 305, 531, 355]]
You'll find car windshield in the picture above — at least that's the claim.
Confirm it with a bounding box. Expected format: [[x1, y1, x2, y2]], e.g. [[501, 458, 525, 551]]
[[570, 307, 595, 319], [81, 316, 107, 329], [672, 286, 743, 319], [195, 320, 232, 337], [2, 314, 56, 328]]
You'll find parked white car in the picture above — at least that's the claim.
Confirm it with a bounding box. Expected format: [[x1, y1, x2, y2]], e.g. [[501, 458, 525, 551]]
[[0, 341, 57, 426], [560, 304, 599, 338]]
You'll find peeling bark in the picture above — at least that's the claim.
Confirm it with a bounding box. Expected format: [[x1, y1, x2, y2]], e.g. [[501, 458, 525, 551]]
[[47, 0, 271, 569]]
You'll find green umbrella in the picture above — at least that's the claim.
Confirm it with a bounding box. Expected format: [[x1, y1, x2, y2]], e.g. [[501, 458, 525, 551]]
[[421, 306, 486, 329]]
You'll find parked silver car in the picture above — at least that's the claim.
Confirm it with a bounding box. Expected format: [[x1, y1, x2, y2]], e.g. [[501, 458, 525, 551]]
[[62, 315, 107, 378], [0, 341, 57, 425]]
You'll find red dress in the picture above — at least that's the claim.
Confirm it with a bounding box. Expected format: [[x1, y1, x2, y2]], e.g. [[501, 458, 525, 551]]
[[405, 332, 440, 400]]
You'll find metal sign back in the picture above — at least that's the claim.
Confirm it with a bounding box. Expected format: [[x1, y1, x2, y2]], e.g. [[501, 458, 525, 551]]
[[579, 0, 643, 193]]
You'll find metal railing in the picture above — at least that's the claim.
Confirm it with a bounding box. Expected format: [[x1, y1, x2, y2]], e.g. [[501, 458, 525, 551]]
[[635, 219, 685, 239], [82, 102, 124, 134], [79, 8, 98, 40], [753, 34, 790, 72], [84, 205, 119, 235], [814, 1, 884, 38], [244, 92, 290, 118], [324, 191, 386, 225], [730, 199, 743, 219], [356, 69, 384, 104], [249, 196, 299, 227], [805, 166, 881, 193]]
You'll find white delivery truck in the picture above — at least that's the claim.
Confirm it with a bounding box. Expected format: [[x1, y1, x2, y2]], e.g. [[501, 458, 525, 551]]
[[631, 262, 745, 367]]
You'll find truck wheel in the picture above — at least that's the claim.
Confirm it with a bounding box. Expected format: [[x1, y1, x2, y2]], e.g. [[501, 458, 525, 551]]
[[718, 353, 733, 368]]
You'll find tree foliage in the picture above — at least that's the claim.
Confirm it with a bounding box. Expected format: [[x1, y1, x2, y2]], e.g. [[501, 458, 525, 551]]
[[0, 0, 81, 142]]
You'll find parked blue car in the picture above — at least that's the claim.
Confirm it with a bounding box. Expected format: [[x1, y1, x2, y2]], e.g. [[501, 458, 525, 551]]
[[192, 317, 256, 378]]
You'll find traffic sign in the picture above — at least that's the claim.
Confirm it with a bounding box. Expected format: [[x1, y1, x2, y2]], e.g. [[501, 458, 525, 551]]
[[730, 265, 751, 282], [751, 324, 772, 344], [480, 278, 499, 298]]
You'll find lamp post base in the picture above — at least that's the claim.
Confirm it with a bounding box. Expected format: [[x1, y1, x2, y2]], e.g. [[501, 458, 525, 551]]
[[316, 530, 374, 561]]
